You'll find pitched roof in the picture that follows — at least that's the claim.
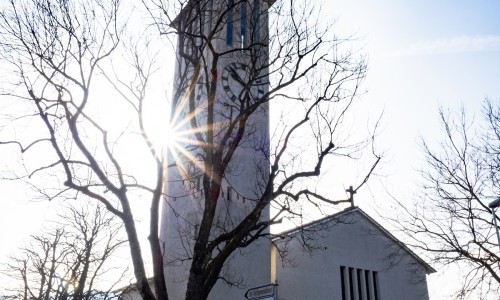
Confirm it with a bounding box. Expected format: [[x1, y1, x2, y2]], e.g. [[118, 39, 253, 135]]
[[273, 206, 436, 274]]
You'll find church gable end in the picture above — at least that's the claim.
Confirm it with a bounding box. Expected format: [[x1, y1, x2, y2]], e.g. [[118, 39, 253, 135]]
[[272, 207, 434, 300]]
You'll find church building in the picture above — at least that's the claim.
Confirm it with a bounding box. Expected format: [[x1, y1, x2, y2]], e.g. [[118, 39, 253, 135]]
[[272, 206, 435, 300], [122, 0, 436, 299], [123, 204, 435, 299]]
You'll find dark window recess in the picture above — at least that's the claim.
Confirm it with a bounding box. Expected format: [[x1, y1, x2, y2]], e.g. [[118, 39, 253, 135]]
[[349, 267, 354, 298], [373, 271, 379, 300], [357, 269, 363, 300], [340, 266, 347, 300], [365, 270, 371, 300], [252, 0, 260, 40], [240, 1, 247, 47], [226, 0, 234, 45], [182, 21, 198, 57], [339, 266, 380, 300]]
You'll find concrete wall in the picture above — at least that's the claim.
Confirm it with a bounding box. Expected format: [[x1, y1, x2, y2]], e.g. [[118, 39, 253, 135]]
[[274, 210, 430, 300], [160, 1, 272, 299], [122, 209, 430, 300]]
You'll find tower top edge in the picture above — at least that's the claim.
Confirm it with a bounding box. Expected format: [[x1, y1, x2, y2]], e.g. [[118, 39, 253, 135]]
[[170, 0, 276, 28]]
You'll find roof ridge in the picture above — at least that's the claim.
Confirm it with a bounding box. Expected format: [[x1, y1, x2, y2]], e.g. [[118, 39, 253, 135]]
[[272, 206, 436, 274]]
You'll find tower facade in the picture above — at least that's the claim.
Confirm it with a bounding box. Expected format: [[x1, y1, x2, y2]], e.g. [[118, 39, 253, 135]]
[[160, 1, 273, 299]]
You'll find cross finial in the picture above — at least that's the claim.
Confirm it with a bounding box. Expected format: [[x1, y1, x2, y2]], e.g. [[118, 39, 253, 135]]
[[346, 185, 356, 207]]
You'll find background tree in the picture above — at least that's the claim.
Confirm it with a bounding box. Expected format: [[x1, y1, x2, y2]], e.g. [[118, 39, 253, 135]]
[[2, 202, 127, 300], [0, 0, 380, 299], [391, 99, 500, 299]]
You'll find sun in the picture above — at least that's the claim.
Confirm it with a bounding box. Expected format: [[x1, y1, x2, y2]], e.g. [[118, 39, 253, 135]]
[[162, 94, 212, 178]]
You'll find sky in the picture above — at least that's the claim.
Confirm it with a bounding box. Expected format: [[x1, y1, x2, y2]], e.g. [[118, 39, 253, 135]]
[[323, 1, 500, 298], [1, 0, 500, 298], [325, 0, 500, 196], [319, 0, 500, 201]]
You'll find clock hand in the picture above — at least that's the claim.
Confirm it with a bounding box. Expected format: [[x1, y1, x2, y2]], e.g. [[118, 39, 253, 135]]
[[229, 66, 247, 86]]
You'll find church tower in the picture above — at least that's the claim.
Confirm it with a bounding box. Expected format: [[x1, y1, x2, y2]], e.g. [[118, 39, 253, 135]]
[[160, 1, 274, 299]]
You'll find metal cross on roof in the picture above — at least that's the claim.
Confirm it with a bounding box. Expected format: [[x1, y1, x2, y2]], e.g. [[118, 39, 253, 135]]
[[346, 185, 356, 207]]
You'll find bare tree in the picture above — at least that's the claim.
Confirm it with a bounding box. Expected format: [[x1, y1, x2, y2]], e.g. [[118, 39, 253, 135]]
[[2, 202, 127, 300], [0, 0, 380, 300], [391, 99, 500, 299]]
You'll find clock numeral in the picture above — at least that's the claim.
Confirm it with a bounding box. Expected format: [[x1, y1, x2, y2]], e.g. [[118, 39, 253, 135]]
[[222, 62, 265, 102]]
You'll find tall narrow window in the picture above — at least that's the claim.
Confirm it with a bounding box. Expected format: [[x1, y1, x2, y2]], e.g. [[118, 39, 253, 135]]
[[348, 267, 354, 298], [373, 271, 379, 300], [194, 1, 203, 52], [227, 186, 233, 201], [340, 266, 380, 300], [340, 266, 347, 300], [240, 1, 247, 48], [226, 0, 234, 45], [365, 271, 371, 300], [184, 22, 194, 55], [252, 0, 260, 41], [357, 269, 364, 300]]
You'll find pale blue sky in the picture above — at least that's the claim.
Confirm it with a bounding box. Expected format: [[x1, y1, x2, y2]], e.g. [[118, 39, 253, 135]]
[[323, 0, 500, 194], [323, 1, 500, 298]]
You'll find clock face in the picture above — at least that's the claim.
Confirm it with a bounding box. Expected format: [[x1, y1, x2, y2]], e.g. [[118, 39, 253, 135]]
[[221, 62, 265, 102]]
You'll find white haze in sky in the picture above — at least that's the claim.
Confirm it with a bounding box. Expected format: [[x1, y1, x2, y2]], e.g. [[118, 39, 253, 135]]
[[394, 34, 500, 56]]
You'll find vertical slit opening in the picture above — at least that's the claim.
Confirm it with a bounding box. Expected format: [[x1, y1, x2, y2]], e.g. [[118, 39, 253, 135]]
[[340, 266, 346, 300]]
